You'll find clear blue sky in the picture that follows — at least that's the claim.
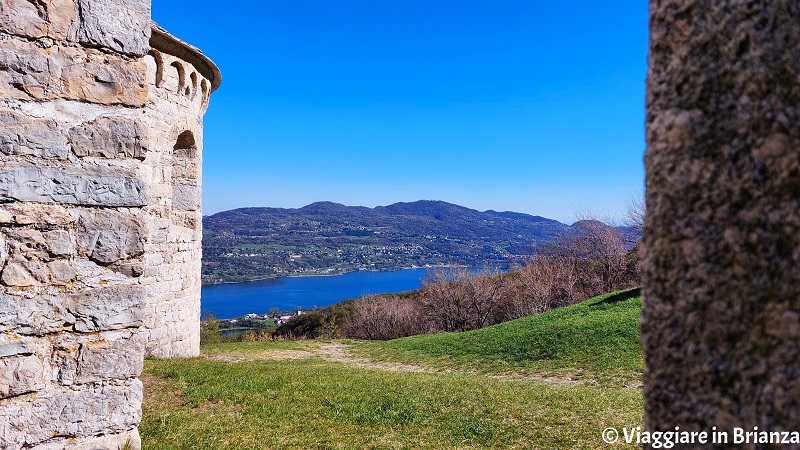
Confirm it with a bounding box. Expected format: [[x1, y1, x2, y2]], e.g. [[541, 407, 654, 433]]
[[152, 1, 648, 223]]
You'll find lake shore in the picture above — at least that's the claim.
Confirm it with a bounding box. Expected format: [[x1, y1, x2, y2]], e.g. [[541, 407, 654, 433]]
[[200, 264, 468, 286]]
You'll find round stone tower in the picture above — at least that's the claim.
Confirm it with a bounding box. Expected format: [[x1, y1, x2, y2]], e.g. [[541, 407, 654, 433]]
[[141, 25, 221, 358]]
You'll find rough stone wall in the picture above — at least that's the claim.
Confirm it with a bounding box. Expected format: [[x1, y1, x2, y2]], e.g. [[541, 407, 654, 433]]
[[642, 0, 800, 445], [0, 1, 216, 448]]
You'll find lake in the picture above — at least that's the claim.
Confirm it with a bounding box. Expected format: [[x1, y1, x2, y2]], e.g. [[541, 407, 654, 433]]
[[201, 268, 433, 319]]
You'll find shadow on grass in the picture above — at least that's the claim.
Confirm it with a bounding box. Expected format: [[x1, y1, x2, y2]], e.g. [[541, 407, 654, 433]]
[[590, 287, 641, 307]]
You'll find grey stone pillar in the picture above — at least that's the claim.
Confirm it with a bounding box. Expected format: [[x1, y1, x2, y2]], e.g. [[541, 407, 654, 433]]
[[643, 0, 800, 445]]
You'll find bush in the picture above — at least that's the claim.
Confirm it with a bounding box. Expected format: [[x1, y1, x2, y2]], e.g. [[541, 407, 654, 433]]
[[273, 300, 356, 340], [200, 313, 221, 344], [343, 294, 428, 340]]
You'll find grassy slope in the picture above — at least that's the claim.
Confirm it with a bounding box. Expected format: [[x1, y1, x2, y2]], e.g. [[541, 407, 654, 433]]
[[141, 289, 644, 449], [354, 288, 643, 387]]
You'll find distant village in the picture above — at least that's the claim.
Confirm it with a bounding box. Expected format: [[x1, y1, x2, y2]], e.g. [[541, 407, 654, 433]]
[[219, 309, 306, 333]]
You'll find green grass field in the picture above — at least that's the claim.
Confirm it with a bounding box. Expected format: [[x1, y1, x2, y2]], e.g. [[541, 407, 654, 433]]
[[141, 289, 644, 449]]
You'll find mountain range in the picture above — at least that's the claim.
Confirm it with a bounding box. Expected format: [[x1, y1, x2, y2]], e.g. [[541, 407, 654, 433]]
[[202, 200, 582, 284]]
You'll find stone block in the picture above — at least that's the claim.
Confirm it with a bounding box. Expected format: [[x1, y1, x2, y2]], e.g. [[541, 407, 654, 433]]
[[0, 331, 35, 358], [51, 340, 79, 386], [47, 260, 77, 284], [0, 292, 75, 336], [69, 285, 145, 332], [0, 354, 47, 399], [52, 330, 143, 385], [68, 0, 151, 56], [0, 162, 148, 207], [28, 429, 141, 450], [0, 285, 143, 335], [1, 259, 39, 287], [3, 228, 46, 250], [23, 257, 51, 283], [170, 210, 200, 231], [172, 184, 201, 211], [0, 39, 147, 106], [69, 117, 149, 160], [70, 258, 131, 288], [0, 0, 76, 40], [0, 109, 70, 159], [0, 203, 73, 226], [77, 209, 144, 265], [0, 379, 142, 448], [172, 155, 199, 179], [110, 258, 145, 277], [75, 330, 143, 383], [43, 230, 72, 257]]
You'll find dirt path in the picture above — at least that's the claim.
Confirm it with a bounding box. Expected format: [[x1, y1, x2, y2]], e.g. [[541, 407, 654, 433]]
[[203, 341, 434, 373], [319, 343, 605, 386], [316, 342, 435, 373], [200, 341, 612, 386], [205, 349, 314, 363]]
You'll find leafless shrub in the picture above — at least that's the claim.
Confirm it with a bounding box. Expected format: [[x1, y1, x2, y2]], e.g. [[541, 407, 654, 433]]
[[549, 209, 631, 295], [417, 267, 507, 332], [418, 267, 474, 332], [504, 254, 580, 318], [626, 190, 645, 238], [625, 191, 645, 279], [467, 270, 507, 329], [344, 294, 425, 340]]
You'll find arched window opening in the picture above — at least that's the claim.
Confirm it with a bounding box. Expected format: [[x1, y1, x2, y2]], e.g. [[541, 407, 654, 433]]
[[200, 79, 209, 107], [174, 130, 196, 152], [170, 61, 186, 94], [147, 50, 164, 87], [171, 130, 200, 214], [190, 72, 198, 99]]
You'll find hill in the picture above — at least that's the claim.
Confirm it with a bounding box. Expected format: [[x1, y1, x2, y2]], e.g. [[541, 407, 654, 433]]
[[356, 287, 643, 387], [202, 200, 572, 284]]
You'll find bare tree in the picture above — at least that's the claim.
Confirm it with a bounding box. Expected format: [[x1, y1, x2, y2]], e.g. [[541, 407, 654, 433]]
[[417, 266, 510, 332], [625, 192, 645, 250], [419, 267, 474, 332], [625, 190, 645, 237], [498, 254, 580, 321], [558, 209, 631, 294], [466, 269, 507, 329]]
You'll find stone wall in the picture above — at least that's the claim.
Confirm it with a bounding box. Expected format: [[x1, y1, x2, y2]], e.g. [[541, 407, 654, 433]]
[[642, 0, 800, 445], [0, 1, 218, 448]]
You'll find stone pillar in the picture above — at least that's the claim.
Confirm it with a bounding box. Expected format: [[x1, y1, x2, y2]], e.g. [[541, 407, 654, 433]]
[[0, 1, 151, 448], [642, 0, 800, 444]]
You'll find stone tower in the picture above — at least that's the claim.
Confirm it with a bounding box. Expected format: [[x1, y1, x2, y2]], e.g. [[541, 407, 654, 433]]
[[0, 1, 219, 448], [141, 24, 220, 358], [643, 0, 800, 445]]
